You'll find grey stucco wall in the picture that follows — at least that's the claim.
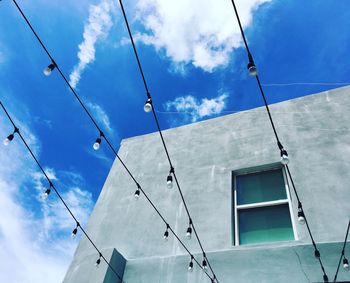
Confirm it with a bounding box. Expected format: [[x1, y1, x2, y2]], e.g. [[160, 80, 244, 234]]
[[64, 248, 125, 283], [64, 86, 350, 283]]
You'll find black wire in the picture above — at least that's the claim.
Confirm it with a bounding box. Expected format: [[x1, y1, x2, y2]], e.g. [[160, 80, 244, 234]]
[[117, 0, 149, 94], [230, 0, 280, 144], [229, 0, 329, 280], [0, 101, 124, 283], [116, 0, 219, 281], [333, 219, 350, 282], [9, 1, 213, 279], [0, 104, 212, 282]]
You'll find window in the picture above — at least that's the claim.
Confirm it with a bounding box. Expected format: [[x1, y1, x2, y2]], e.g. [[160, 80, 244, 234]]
[[232, 166, 296, 245]]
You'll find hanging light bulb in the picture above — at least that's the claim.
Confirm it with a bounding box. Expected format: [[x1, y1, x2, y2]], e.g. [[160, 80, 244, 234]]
[[202, 254, 208, 270], [144, 98, 152, 113], [71, 227, 78, 239], [163, 224, 170, 241], [166, 167, 174, 189], [3, 133, 14, 146], [95, 253, 102, 267], [93, 137, 102, 150], [297, 206, 305, 225], [314, 249, 320, 259], [134, 188, 140, 200], [167, 175, 173, 189], [188, 256, 194, 272], [323, 274, 329, 283], [343, 258, 349, 271], [71, 222, 80, 239], [40, 183, 52, 200], [247, 54, 257, 76], [43, 63, 56, 76], [280, 149, 289, 165], [186, 220, 192, 240]]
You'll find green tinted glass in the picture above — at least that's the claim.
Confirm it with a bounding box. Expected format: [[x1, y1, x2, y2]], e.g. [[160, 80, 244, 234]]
[[236, 169, 286, 205], [238, 204, 294, 245]]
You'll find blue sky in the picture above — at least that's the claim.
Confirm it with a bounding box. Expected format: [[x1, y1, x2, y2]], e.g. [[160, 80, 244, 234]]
[[0, 0, 350, 282]]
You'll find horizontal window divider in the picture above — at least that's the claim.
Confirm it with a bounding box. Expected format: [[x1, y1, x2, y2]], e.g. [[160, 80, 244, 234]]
[[237, 199, 288, 210]]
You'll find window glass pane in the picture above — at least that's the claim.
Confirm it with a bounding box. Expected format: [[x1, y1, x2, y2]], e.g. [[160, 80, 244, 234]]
[[236, 169, 287, 205], [238, 204, 294, 245]]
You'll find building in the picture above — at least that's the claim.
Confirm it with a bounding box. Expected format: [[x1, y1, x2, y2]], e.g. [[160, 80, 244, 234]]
[[64, 86, 350, 283]]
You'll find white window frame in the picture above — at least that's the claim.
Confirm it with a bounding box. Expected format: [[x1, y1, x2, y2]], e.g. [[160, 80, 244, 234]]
[[232, 165, 298, 246]]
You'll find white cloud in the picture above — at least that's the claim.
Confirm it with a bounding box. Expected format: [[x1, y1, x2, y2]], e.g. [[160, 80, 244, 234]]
[[135, 0, 271, 72], [0, 123, 93, 283], [165, 93, 229, 122], [86, 101, 114, 134], [69, 0, 114, 88]]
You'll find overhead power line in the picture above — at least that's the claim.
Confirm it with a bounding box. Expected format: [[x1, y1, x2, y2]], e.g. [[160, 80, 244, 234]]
[[9, 0, 215, 280], [117, 0, 219, 281]]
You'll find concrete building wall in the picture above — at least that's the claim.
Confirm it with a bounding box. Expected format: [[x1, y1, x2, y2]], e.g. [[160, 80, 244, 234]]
[[64, 86, 350, 283]]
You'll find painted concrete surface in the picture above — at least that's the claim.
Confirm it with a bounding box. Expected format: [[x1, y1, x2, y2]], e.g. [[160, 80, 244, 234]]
[[64, 86, 350, 283], [123, 242, 349, 283]]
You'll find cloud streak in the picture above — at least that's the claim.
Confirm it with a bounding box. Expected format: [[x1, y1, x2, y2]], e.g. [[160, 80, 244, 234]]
[[86, 101, 114, 134], [135, 0, 271, 72], [165, 93, 229, 122], [69, 0, 113, 88]]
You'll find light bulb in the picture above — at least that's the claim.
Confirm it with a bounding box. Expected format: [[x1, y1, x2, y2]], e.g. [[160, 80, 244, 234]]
[[297, 210, 305, 225], [43, 63, 56, 76], [3, 134, 14, 146], [71, 228, 78, 239], [343, 258, 349, 271], [163, 230, 169, 241], [41, 188, 51, 200], [93, 137, 101, 150], [186, 227, 192, 240], [144, 98, 152, 113], [247, 61, 257, 76], [95, 258, 101, 267], [188, 260, 193, 272], [134, 189, 140, 200], [280, 149, 289, 165], [167, 175, 173, 189], [202, 259, 207, 270]]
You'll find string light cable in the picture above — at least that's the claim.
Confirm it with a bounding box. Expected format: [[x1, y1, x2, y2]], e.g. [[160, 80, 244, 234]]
[[8, 1, 214, 280], [0, 101, 212, 282], [117, 0, 219, 281], [333, 219, 350, 282], [0, 101, 124, 283], [229, 0, 329, 281]]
